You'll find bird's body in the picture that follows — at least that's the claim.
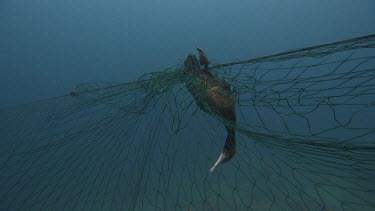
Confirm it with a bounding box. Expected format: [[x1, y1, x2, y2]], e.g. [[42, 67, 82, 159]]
[[184, 51, 236, 172]]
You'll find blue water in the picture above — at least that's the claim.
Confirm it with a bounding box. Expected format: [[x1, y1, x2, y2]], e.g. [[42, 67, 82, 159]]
[[1, 0, 374, 107], [1, 1, 375, 210]]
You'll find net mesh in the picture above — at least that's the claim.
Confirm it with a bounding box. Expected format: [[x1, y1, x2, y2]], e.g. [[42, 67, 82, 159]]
[[0, 34, 374, 210]]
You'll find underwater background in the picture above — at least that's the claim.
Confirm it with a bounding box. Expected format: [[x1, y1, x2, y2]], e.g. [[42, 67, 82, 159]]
[[1, 0, 375, 210], [1, 0, 374, 107]]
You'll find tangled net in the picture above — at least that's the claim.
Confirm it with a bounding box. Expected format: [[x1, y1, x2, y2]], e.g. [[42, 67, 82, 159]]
[[0, 34, 374, 210]]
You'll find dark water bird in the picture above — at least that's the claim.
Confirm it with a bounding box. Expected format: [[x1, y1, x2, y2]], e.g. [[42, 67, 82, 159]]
[[184, 49, 236, 172]]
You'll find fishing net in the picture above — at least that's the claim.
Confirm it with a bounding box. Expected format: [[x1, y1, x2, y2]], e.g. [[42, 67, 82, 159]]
[[0, 34, 374, 210]]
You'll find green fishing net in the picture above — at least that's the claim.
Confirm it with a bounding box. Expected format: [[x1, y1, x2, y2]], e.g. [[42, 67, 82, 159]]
[[0, 34, 374, 210]]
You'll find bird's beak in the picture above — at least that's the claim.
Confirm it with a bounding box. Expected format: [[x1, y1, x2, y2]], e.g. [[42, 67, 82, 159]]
[[209, 152, 226, 173]]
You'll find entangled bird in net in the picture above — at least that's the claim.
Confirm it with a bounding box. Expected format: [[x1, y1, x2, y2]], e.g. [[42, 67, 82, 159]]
[[0, 34, 374, 210]]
